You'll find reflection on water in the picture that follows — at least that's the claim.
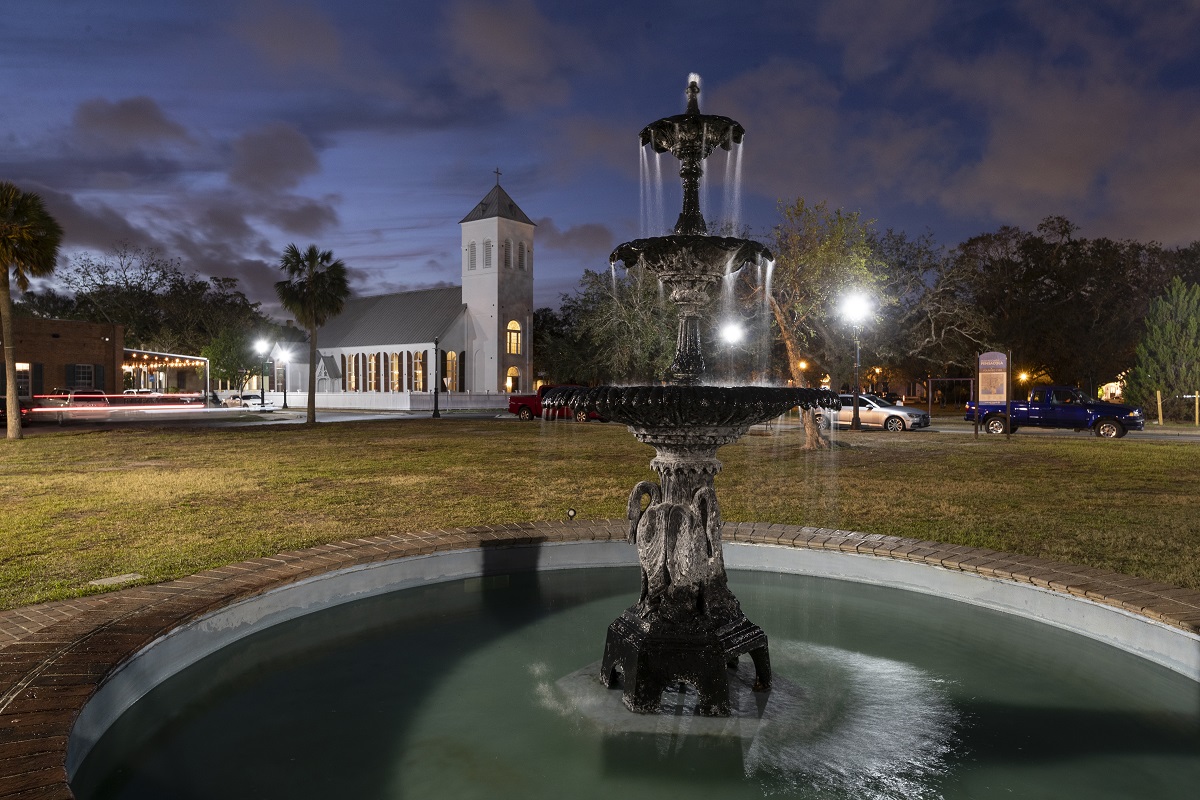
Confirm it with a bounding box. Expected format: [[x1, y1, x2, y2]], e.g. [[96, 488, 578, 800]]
[[74, 568, 1200, 800]]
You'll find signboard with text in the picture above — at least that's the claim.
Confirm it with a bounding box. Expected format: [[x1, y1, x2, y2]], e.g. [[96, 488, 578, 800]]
[[978, 351, 1008, 404]]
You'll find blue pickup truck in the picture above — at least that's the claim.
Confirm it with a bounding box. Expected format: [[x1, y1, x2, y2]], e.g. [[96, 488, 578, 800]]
[[965, 385, 1145, 438]]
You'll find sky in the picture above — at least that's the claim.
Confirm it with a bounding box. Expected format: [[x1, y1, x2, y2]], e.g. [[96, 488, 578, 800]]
[[5, 0, 1200, 318]]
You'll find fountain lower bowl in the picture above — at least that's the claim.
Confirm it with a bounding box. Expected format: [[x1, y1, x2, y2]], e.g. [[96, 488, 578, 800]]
[[543, 385, 839, 430]]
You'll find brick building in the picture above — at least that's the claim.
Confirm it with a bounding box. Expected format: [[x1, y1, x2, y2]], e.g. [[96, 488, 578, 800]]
[[0, 317, 125, 399]]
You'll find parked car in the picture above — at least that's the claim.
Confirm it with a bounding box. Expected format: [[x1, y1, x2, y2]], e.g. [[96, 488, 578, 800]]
[[815, 394, 931, 431], [0, 399, 32, 424], [38, 388, 111, 424], [224, 393, 275, 412], [965, 385, 1144, 438], [509, 385, 604, 422]]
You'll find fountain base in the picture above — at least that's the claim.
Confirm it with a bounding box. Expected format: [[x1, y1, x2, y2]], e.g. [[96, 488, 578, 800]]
[[600, 607, 771, 715]]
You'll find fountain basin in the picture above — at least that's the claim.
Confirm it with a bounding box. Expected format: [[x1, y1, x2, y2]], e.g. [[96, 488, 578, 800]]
[[61, 537, 1200, 799]]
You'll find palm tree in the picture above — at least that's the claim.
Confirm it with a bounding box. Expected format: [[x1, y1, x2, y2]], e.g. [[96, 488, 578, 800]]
[[1, 183, 64, 440], [275, 244, 349, 424]]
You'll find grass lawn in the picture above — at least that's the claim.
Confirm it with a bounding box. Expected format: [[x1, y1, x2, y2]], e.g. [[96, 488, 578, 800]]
[[1, 418, 1197, 610]]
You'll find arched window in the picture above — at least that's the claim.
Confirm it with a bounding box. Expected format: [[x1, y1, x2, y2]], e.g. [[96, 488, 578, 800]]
[[367, 353, 378, 392], [346, 354, 356, 392], [506, 320, 522, 355], [414, 351, 425, 392], [506, 366, 521, 393], [444, 351, 458, 392], [484, 239, 493, 268], [518, 242, 526, 270], [468, 242, 477, 271], [390, 353, 400, 392], [503, 239, 513, 269]]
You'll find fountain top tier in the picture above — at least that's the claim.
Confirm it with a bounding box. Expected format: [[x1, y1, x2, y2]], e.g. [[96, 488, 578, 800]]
[[606, 76, 772, 385], [639, 77, 745, 237]]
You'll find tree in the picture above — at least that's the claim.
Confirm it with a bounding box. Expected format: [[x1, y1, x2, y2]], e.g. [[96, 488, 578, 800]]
[[61, 244, 267, 355], [1, 182, 63, 440], [757, 199, 884, 448], [200, 327, 258, 393], [64, 244, 176, 347], [948, 218, 1177, 393], [535, 265, 676, 386], [872, 229, 987, 382], [1124, 277, 1200, 421], [275, 244, 349, 424]]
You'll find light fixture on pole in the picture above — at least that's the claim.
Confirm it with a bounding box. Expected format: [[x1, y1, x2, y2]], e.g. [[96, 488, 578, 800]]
[[279, 348, 290, 409], [840, 293, 870, 430], [255, 339, 269, 408], [432, 336, 441, 419]]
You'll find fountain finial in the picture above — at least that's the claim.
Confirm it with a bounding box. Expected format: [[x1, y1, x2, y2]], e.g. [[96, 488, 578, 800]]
[[686, 76, 701, 115]]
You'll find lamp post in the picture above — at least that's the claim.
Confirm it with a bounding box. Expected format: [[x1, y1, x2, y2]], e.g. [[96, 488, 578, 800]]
[[432, 336, 441, 419], [841, 294, 870, 430], [255, 339, 269, 407], [279, 349, 289, 409]]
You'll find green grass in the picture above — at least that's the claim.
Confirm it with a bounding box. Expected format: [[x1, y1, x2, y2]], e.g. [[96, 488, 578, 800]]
[[1, 419, 1197, 610]]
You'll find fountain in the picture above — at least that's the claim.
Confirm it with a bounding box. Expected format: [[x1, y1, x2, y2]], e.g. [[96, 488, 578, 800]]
[[544, 76, 839, 715]]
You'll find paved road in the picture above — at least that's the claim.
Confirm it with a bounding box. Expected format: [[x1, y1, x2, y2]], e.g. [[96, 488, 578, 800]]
[[17, 405, 1199, 442]]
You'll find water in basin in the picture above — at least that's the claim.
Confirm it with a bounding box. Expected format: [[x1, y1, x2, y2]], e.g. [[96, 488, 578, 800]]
[[72, 567, 1199, 799]]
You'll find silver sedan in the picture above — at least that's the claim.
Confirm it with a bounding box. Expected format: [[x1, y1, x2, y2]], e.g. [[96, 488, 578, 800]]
[[817, 394, 931, 431]]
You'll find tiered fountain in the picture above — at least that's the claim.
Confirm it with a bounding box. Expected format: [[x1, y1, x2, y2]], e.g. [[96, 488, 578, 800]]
[[545, 76, 839, 715]]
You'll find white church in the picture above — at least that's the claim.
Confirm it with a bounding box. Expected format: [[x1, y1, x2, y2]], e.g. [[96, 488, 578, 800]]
[[273, 181, 535, 411]]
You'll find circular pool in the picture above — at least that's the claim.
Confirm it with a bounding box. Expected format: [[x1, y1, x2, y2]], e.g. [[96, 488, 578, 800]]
[[70, 551, 1199, 800]]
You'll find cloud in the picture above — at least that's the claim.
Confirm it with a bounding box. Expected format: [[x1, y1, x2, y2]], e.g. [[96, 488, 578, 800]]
[[36, 187, 155, 251], [534, 217, 614, 257], [71, 96, 194, 153], [233, 0, 343, 72], [228, 123, 321, 192], [816, 0, 944, 79], [442, 0, 598, 111]]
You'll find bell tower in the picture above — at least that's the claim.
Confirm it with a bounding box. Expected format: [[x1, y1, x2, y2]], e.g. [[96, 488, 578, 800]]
[[460, 173, 535, 394]]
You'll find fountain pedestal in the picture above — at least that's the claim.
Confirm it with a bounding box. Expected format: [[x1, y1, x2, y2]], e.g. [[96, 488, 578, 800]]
[[597, 424, 771, 715]]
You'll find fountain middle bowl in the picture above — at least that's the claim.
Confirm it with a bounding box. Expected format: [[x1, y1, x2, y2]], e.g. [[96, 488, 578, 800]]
[[543, 385, 839, 430]]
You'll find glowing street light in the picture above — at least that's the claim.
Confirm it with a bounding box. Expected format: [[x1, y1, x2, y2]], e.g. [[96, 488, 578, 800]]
[[720, 322, 744, 382], [255, 339, 270, 407], [720, 322, 744, 344], [840, 293, 871, 430]]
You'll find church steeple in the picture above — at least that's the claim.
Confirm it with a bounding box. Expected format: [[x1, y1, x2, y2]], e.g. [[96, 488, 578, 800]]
[[459, 182, 536, 226], [460, 177, 534, 394]]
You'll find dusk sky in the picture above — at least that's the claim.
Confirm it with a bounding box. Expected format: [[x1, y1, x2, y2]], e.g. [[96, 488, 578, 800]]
[[6, 1, 1200, 317]]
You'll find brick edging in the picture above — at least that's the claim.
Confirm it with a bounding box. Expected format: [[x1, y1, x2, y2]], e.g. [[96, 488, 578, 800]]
[[1, 521, 1197, 799]]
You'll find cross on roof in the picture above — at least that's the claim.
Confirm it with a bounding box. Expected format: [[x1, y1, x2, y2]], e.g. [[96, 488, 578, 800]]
[[494, 167, 502, 185]]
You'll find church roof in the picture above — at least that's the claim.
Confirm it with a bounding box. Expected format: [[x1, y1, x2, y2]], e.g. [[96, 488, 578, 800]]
[[459, 183, 535, 225], [316, 286, 465, 348]]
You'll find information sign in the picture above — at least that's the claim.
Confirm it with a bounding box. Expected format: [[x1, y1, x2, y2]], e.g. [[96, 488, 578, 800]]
[[978, 351, 1008, 404]]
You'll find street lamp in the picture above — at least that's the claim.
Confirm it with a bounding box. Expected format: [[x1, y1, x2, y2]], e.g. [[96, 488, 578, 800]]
[[278, 348, 290, 409], [798, 360, 808, 388], [432, 336, 441, 419], [255, 339, 269, 406], [841, 293, 871, 430]]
